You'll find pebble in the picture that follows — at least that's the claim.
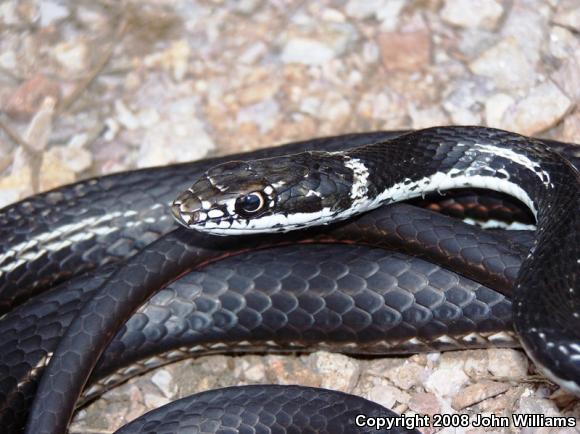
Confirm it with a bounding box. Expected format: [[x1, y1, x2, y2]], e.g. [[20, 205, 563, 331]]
[[469, 38, 536, 90], [308, 352, 360, 392], [236, 98, 280, 134], [499, 80, 572, 135], [367, 384, 409, 409], [501, 0, 549, 65], [380, 359, 427, 390], [553, 0, 580, 32], [4, 75, 61, 121], [138, 98, 216, 168], [408, 392, 441, 415], [487, 349, 529, 380], [451, 381, 511, 410], [426, 367, 470, 398], [150, 370, 176, 398], [53, 38, 89, 73], [38, 0, 69, 27], [440, 0, 504, 30], [485, 93, 515, 128], [281, 38, 336, 65], [377, 30, 432, 71]]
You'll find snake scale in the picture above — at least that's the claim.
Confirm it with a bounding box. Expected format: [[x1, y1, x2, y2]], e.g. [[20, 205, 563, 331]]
[[0, 127, 577, 433]]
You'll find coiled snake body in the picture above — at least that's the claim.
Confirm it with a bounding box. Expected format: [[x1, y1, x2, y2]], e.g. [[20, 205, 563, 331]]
[[0, 127, 577, 433]]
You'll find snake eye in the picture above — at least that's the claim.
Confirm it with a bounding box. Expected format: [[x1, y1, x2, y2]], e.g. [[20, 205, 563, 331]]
[[235, 192, 266, 216]]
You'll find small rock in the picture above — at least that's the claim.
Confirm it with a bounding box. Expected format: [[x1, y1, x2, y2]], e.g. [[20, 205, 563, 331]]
[[143, 39, 191, 81], [143, 392, 170, 409], [367, 384, 409, 409], [425, 367, 470, 398], [236, 98, 280, 134], [553, 0, 580, 32], [243, 361, 266, 382], [500, 80, 572, 136], [469, 38, 536, 90], [138, 101, 215, 167], [487, 349, 529, 380], [561, 111, 580, 143], [548, 26, 578, 60], [441, 0, 503, 30], [40, 147, 76, 191], [309, 352, 360, 392], [281, 38, 336, 65], [4, 75, 61, 121], [265, 355, 321, 387], [39, 0, 69, 26], [49, 142, 92, 174], [485, 93, 515, 128], [451, 381, 510, 410], [501, 0, 549, 65], [23, 97, 55, 152], [516, 394, 559, 416], [151, 370, 175, 398], [53, 39, 89, 73], [233, 0, 262, 15], [552, 47, 580, 102], [409, 105, 449, 129], [382, 360, 427, 390], [377, 0, 406, 32], [408, 392, 441, 415], [377, 30, 432, 71], [239, 42, 267, 64]]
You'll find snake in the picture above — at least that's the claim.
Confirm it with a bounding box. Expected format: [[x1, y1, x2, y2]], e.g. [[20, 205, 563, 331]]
[[0, 127, 576, 433]]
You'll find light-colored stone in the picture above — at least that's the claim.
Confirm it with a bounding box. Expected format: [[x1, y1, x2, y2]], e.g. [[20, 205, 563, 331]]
[[409, 105, 449, 129], [441, 0, 503, 30], [426, 367, 470, 398], [383, 360, 427, 390], [143, 39, 191, 81], [469, 38, 536, 90], [553, 0, 580, 32], [367, 384, 409, 409], [501, 0, 549, 65], [451, 381, 510, 410], [236, 98, 280, 134], [309, 352, 360, 392], [549, 26, 579, 60], [280, 38, 336, 65], [138, 100, 215, 167], [39, 0, 69, 26], [53, 38, 89, 73], [485, 93, 515, 128], [151, 370, 175, 398], [500, 80, 572, 136], [487, 349, 529, 380], [39, 147, 76, 191]]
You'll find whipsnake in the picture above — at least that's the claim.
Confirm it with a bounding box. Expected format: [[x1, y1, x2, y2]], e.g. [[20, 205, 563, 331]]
[[0, 127, 577, 433]]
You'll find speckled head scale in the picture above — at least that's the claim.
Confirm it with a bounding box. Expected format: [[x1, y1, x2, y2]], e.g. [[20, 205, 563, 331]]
[[171, 152, 356, 235]]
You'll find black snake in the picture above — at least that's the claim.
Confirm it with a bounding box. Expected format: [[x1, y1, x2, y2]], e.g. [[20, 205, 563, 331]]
[[0, 127, 577, 433]]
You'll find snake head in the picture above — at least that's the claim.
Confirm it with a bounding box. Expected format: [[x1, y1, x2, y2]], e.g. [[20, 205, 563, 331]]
[[172, 152, 355, 235]]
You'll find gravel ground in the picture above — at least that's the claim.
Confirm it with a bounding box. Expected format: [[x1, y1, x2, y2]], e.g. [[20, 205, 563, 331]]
[[1, 0, 579, 433]]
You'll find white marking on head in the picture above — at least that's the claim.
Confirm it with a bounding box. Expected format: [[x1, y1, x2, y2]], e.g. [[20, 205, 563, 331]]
[[207, 209, 224, 218]]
